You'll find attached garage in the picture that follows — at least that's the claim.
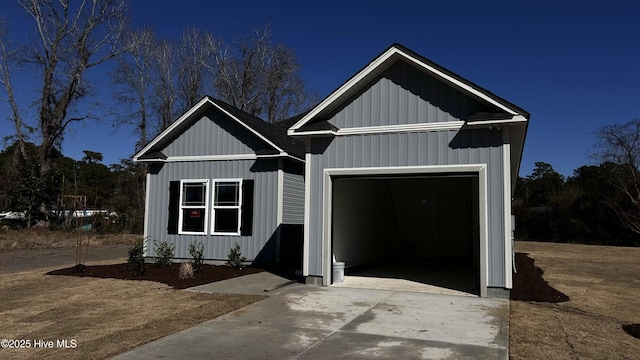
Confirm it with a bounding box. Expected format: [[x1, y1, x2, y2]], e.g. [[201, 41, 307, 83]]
[[325, 166, 487, 296], [288, 44, 529, 297], [331, 172, 481, 294]]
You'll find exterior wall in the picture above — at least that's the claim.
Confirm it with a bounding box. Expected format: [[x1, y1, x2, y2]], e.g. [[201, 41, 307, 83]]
[[282, 160, 305, 224], [307, 128, 507, 287], [327, 60, 487, 128], [162, 108, 269, 157], [145, 159, 279, 262]]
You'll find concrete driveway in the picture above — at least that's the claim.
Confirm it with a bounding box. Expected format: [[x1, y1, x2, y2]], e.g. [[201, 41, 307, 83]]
[[113, 274, 508, 359]]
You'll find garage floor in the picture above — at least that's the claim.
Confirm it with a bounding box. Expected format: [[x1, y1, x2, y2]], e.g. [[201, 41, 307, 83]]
[[333, 260, 478, 296]]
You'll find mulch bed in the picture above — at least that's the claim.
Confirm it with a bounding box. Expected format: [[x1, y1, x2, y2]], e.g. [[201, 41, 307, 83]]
[[623, 324, 640, 339], [46, 263, 264, 289], [510, 252, 570, 303]]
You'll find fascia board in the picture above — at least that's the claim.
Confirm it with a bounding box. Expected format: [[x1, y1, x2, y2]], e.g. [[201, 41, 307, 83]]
[[134, 97, 286, 161], [133, 97, 210, 161], [288, 47, 399, 134], [208, 100, 286, 155], [394, 48, 520, 116]]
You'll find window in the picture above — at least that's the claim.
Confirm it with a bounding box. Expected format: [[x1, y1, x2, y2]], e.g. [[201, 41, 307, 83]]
[[178, 180, 209, 234], [168, 179, 253, 236], [212, 180, 242, 235]]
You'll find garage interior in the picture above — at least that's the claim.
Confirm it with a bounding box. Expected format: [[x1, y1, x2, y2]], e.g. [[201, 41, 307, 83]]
[[331, 174, 480, 295]]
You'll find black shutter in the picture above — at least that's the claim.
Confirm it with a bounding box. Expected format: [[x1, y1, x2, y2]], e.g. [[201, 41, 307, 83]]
[[240, 180, 254, 236], [167, 181, 180, 234]]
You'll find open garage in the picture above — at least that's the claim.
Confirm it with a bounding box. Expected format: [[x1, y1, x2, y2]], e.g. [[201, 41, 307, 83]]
[[331, 174, 481, 295], [290, 44, 529, 296]]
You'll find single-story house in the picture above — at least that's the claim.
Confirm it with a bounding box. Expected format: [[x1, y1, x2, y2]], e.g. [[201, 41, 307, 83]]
[[133, 96, 305, 268], [134, 43, 529, 297]]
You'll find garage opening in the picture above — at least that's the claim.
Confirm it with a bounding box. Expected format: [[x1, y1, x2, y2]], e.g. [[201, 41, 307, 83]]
[[331, 174, 480, 295]]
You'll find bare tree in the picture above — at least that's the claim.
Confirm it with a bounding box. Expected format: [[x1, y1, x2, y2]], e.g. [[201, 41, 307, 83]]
[[112, 27, 155, 151], [212, 25, 313, 123], [0, 18, 28, 160], [262, 43, 312, 124], [151, 38, 177, 133], [1, 0, 129, 173], [593, 118, 640, 235], [176, 27, 213, 113], [114, 27, 214, 147]]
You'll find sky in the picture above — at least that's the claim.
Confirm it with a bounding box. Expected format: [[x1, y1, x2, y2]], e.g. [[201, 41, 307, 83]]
[[1, 0, 639, 177]]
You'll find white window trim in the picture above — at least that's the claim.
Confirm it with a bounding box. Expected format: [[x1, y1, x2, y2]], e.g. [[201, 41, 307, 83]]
[[178, 179, 210, 235], [211, 178, 243, 236]]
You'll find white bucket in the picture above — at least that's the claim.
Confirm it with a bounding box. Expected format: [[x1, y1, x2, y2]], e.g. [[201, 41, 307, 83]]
[[332, 262, 345, 283]]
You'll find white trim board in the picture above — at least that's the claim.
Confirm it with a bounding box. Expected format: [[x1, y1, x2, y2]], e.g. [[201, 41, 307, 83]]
[[135, 153, 304, 163], [277, 159, 284, 225], [291, 122, 463, 137], [319, 165, 489, 297], [290, 118, 527, 138], [143, 172, 151, 257], [502, 128, 513, 289], [302, 140, 312, 276], [466, 115, 527, 127], [139, 97, 210, 158]]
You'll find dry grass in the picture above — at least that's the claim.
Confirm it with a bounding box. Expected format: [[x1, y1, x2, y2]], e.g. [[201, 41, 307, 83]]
[[0, 228, 140, 252], [0, 259, 266, 360], [510, 241, 640, 359]]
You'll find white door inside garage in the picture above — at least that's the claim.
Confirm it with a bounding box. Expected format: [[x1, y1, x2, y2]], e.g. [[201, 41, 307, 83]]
[[330, 174, 481, 295]]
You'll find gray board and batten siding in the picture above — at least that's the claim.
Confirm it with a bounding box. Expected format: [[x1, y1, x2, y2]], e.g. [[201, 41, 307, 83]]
[[306, 130, 507, 286], [145, 160, 278, 261], [327, 60, 494, 129], [141, 101, 304, 262], [282, 160, 305, 224], [162, 107, 272, 157], [303, 58, 511, 288]]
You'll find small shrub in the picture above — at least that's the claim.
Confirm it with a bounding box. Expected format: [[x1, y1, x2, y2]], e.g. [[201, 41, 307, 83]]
[[189, 241, 205, 273], [178, 262, 194, 279], [154, 240, 175, 268], [127, 239, 146, 275], [227, 242, 247, 268]]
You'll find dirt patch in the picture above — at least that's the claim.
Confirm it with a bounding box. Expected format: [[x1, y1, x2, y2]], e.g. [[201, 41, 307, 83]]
[[0, 237, 276, 359], [47, 263, 265, 289], [510, 241, 640, 360], [0, 228, 140, 252], [0, 259, 266, 360], [0, 245, 130, 274], [510, 252, 569, 303]]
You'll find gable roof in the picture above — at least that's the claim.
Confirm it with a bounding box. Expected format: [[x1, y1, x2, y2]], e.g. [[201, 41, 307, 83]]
[[133, 96, 305, 162], [288, 43, 529, 135], [285, 43, 530, 193]]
